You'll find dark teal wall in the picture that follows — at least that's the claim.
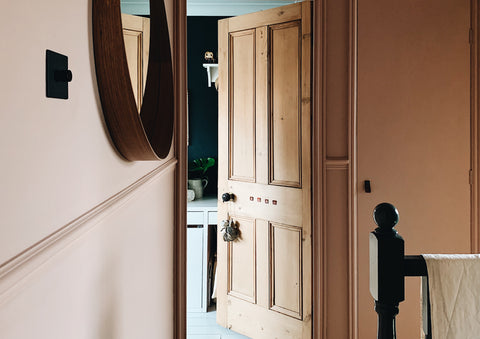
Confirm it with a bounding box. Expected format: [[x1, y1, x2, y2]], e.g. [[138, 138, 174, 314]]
[[187, 16, 226, 196]]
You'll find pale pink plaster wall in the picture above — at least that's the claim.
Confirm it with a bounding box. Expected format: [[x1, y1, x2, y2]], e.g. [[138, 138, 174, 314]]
[[0, 171, 175, 338], [0, 0, 176, 337], [0, 0, 175, 263]]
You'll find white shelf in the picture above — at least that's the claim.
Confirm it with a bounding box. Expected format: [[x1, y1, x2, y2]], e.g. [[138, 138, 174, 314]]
[[187, 196, 218, 209], [203, 63, 219, 87]]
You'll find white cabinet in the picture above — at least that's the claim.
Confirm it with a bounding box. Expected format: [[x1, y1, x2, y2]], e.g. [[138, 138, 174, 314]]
[[187, 211, 204, 225], [187, 196, 218, 312], [187, 227, 205, 312]]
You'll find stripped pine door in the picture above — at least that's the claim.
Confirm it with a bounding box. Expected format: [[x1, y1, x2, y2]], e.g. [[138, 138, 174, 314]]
[[217, 3, 312, 339], [122, 13, 150, 111]]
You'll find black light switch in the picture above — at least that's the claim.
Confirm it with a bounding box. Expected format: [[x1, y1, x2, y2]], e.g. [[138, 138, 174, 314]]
[[46, 50, 72, 99]]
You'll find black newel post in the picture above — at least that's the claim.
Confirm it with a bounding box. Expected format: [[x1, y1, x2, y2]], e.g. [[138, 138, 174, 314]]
[[369, 203, 405, 339]]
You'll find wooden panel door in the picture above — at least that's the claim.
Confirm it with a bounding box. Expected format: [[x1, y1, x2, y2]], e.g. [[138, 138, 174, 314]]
[[358, 0, 471, 338], [217, 3, 312, 338], [122, 13, 150, 111]]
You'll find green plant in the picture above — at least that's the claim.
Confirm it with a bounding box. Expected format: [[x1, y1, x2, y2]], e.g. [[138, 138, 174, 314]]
[[188, 157, 215, 179]]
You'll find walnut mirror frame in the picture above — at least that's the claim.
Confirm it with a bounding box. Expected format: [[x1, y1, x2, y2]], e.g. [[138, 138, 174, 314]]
[[92, 0, 174, 161]]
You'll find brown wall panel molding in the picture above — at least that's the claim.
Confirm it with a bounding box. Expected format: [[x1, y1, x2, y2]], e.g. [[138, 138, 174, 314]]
[[312, 0, 326, 338], [316, 0, 357, 338], [348, 0, 358, 337], [326, 158, 350, 170]]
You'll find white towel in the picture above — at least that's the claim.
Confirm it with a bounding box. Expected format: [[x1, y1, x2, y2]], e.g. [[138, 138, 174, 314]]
[[422, 254, 480, 339]]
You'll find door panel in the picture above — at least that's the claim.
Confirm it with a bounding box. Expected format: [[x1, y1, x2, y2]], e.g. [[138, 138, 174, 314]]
[[228, 216, 256, 302], [270, 22, 302, 187], [358, 0, 471, 338], [270, 222, 303, 319], [229, 30, 257, 182], [218, 3, 311, 338], [123, 31, 141, 106]]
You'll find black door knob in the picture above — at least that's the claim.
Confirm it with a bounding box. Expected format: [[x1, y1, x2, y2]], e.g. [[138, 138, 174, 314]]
[[222, 193, 234, 202]]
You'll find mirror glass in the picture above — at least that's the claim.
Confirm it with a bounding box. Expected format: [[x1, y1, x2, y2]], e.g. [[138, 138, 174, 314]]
[[120, 1, 150, 112]]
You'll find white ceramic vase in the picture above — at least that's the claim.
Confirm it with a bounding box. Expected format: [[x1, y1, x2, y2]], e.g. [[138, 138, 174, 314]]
[[188, 178, 208, 200]]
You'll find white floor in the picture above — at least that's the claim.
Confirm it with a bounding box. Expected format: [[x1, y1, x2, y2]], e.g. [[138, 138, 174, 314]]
[[187, 310, 251, 339]]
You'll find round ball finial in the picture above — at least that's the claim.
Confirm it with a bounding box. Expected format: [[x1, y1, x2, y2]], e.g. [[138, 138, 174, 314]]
[[373, 203, 399, 229]]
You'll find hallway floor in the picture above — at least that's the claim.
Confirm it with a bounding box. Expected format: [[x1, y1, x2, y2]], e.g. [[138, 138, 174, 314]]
[[187, 310, 250, 339]]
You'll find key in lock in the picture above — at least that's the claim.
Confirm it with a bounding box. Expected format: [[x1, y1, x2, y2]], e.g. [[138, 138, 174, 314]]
[[220, 219, 240, 242]]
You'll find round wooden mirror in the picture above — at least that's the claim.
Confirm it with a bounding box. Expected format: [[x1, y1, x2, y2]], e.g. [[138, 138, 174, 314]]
[[92, 0, 174, 161]]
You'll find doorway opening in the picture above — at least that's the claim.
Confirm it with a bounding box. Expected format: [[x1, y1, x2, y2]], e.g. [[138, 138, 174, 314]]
[[185, 2, 312, 338], [186, 12, 226, 337]]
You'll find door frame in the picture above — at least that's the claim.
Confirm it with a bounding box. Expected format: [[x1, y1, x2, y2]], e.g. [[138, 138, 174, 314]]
[[471, 0, 480, 255], [172, 0, 344, 338]]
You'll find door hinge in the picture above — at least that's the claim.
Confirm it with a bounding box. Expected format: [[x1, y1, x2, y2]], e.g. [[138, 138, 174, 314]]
[[470, 28, 474, 45]]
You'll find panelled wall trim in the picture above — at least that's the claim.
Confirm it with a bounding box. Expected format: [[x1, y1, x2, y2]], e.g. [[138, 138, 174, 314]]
[[325, 158, 349, 170], [0, 159, 177, 304], [173, 0, 188, 338], [312, 0, 326, 338], [349, 0, 358, 338], [472, 0, 480, 254], [318, 0, 357, 337]]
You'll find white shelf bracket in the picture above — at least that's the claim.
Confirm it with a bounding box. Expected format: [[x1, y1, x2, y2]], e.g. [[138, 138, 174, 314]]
[[202, 63, 219, 87]]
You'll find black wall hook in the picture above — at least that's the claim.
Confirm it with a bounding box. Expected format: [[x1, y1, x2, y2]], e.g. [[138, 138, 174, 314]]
[[365, 180, 372, 193]]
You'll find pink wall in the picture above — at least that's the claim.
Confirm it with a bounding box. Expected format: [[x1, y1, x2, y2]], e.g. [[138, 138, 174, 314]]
[[0, 0, 176, 337]]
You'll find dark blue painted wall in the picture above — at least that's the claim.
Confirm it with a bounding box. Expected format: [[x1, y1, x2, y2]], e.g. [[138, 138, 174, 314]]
[[187, 16, 226, 196]]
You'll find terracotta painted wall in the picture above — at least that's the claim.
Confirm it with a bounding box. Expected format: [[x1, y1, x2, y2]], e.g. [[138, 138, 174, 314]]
[[318, 1, 475, 338], [0, 0, 177, 338]]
